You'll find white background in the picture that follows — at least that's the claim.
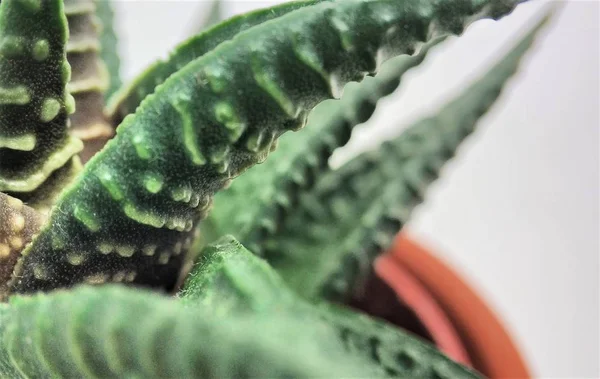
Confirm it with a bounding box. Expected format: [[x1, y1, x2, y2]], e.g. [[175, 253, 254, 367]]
[[112, 1, 599, 377]]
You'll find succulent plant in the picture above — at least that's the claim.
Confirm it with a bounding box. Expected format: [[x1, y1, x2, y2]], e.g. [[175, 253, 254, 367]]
[[0, 0, 555, 377]]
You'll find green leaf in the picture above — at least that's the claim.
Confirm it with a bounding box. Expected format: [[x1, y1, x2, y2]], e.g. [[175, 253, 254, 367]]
[[9, 0, 482, 295], [262, 9, 552, 302], [106, 0, 325, 126], [0, 0, 82, 207], [0, 193, 42, 300], [0, 285, 374, 378], [180, 236, 482, 378], [179, 235, 297, 312], [205, 39, 443, 251], [0, 303, 19, 378], [64, 0, 113, 163], [95, 0, 121, 99], [323, 303, 482, 378], [206, 0, 528, 254]]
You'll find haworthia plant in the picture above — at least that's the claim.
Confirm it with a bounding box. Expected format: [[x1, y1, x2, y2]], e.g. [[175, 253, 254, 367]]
[[0, 0, 555, 376], [180, 236, 481, 378], [10, 0, 532, 295], [203, 39, 446, 252], [259, 14, 550, 302], [203, 0, 539, 256]]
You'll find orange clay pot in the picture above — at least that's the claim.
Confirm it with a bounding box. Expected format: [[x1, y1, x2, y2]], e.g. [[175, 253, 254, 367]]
[[373, 232, 532, 379]]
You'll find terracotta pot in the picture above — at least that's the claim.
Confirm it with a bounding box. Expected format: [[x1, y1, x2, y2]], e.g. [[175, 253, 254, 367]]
[[368, 232, 531, 379]]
